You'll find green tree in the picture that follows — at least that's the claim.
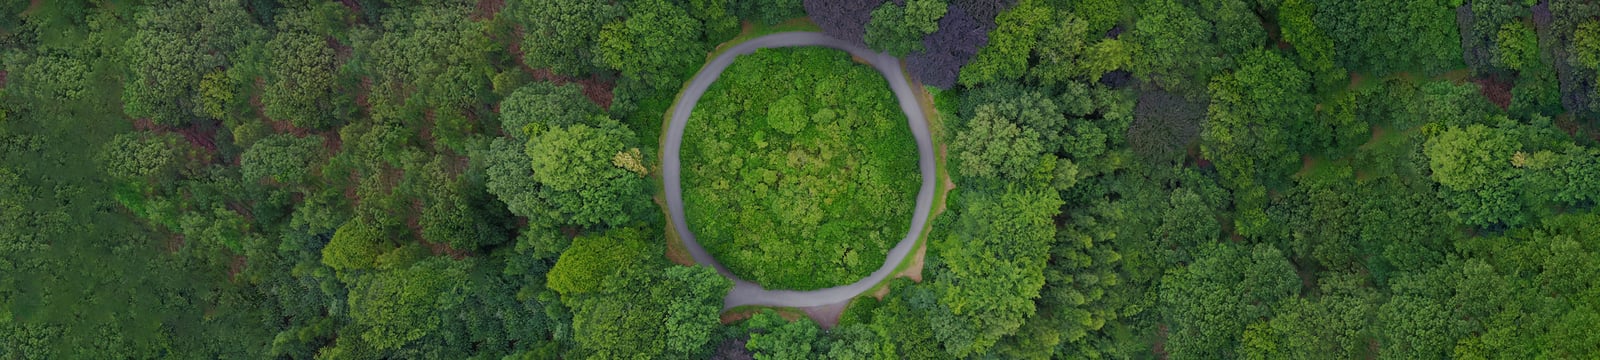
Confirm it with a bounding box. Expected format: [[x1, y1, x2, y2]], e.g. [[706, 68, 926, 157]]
[[241, 134, 324, 186], [864, 0, 948, 56], [481, 137, 548, 220], [263, 5, 349, 129], [679, 0, 740, 44], [511, 0, 620, 76], [525, 119, 652, 228], [746, 310, 821, 360], [868, 281, 952, 359], [595, 0, 704, 89], [100, 133, 180, 181], [1376, 294, 1455, 359], [548, 228, 731, 358], [660, 265, 734, 356], [958, 0, 1048, 86], [123, 0, 263, 125], [549, 227, 667, 358], [546, 227, 659, 297], [928, 187, 1063, 357], [1030, 14, 1131, 84], [499, 82, 600, 140], [1424, 124, 1517, 191], [1238, 274, 1377, 359], [766, 94, 808, 135], [417, 157, 509, 251], [1423, 124, 1526, 227], [1202, 50, 1314, 236], [1161, 243, 1299, 359], [732, 0, 805, 25], [1129, 0, 1217, 93], [1278, 0, 1344, 91], [321, 218, 390, 272], [1523, 146, 1600, 207], [1493, 22, 1540, 72], [1314, 0, 1462, 74], [1156, 187, 1219, 261], [347, 258, 470, 351], [823, 324, 881, 359], [1195, 0, 1267, 55], [357, 4, 492, 124], [951, 104, 1047, 181]]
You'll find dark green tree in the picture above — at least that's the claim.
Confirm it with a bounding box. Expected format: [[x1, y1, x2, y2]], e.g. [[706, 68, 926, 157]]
[[123, 0, 263, 125], [1161, 243, 1299, 359], [1202, 50, 1315, 236], [241, 134, 324, 187], [510, 0, 621, 76], [263, 4, 350, 129], [595, 0, 705, 89]]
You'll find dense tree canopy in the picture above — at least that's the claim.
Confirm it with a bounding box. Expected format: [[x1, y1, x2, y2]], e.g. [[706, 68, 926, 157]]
[[511, 0, 620, 76], [6, 1, 1600, 359], [926, 187, 1062, 356], [548, 227, 733, 358], [1314, 0, 1463, 75], [1202, 50, 1316, 236], [123, 0, 262, 126], [595, 0, 706, 89]]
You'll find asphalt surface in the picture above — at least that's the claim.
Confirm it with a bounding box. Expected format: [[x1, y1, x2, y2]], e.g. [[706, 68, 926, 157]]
[[662, 32, 936, 309]]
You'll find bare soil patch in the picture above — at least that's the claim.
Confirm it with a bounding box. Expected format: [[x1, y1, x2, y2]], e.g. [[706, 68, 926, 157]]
[[228, 255, 247, 281], [800, 301, 849, 329], [166, 234, 185, 253], [471, 0, 505, 21]]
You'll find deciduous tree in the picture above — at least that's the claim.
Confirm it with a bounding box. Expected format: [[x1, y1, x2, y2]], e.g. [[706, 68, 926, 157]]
[[864, 0, 948, 56], [526, 119, 652, 228], [595, 0, 704, 89]]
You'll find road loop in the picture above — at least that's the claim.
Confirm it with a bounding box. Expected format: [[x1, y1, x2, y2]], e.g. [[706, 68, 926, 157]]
[[663, 32, 936, 309]]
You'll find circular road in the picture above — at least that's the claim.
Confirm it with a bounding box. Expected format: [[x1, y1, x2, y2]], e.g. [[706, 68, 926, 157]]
[[662, 32, 936, 309]]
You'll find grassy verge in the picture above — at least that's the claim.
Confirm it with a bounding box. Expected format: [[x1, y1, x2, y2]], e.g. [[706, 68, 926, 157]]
[[720, 305, 809, 324], [706, 18, 823, 61]]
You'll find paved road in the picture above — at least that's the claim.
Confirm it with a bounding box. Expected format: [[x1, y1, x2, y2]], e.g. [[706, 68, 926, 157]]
[[663, 32, 936, 309]]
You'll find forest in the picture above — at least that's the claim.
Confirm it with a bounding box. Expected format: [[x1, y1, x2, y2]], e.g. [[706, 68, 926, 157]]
[[0, 0, 1597, 359]]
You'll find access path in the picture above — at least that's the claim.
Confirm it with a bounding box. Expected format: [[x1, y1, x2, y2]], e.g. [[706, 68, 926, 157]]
[[663, 32, 937, 309]]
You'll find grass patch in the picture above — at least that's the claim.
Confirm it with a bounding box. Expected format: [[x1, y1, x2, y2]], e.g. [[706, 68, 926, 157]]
[[720, 305, 808, 324]]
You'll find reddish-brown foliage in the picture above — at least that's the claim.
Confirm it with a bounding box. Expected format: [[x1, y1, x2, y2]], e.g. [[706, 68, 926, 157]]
[[472, 0, 505, 21], [1472, 76, 1513, 110], [505, 27, 617, 109]]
